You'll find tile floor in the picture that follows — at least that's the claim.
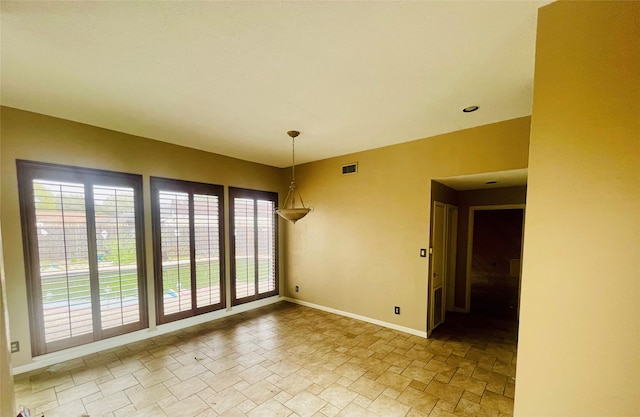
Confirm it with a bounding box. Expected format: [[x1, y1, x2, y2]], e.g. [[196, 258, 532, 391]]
[[14, 302, 518, 417]]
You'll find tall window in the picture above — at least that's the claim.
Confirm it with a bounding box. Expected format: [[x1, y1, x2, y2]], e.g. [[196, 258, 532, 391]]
[[17, 161, 147, 356], [229, 187, 278, 305], [151, 178, 224, 324]]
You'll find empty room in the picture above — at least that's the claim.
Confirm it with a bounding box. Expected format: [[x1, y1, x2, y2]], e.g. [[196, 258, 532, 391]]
[[1, 1, 638, 417]]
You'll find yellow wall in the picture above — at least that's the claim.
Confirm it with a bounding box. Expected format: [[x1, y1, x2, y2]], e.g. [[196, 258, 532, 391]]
[[284, 117, 530, 332], [515, 2, 640, 415], [1, 166, 16, 417], [0, 107, 286, 368]]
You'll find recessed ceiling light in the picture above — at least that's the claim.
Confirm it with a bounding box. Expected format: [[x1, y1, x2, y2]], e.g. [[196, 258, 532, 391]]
[[463, 106, 479, 113], [485, 180, 497, 185]]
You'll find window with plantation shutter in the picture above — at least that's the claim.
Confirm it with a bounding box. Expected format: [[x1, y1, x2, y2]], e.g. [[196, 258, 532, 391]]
[[94, 185, 141, 332], [229, 187, 278, 305], [17, 161, 147, 356], [151, 178, 224, 324]]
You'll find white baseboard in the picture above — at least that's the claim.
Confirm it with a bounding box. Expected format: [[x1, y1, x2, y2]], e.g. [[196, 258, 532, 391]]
[[284, 297, 427, 338], [13, 295, 283, 375]]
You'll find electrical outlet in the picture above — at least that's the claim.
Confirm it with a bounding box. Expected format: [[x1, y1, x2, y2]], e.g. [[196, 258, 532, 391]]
[[295, 285, 299, 293], [394, 306, 400, 315], [10, 341, 19, 353]]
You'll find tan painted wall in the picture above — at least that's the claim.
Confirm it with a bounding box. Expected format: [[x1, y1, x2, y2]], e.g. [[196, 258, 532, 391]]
[[515, 2, 640, 415], [430, 181, 458, 207], [1, 172, 16, 417], [0, 275, 15, 417], [284, 117, 530, 332], [1, 107, 286, 368]]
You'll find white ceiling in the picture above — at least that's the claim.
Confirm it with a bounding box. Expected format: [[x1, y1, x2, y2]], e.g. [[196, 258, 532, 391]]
[[436, 168, 528, 191], [0, 1, 549, 168]]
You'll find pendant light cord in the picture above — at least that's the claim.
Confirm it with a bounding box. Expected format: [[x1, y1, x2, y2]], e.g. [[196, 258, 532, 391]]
[[291, 136, 296, 183]]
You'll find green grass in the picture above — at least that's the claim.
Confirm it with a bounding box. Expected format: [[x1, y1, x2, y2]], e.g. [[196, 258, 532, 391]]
[[161, 261, 221, 295], [40, 258, 273, 304]]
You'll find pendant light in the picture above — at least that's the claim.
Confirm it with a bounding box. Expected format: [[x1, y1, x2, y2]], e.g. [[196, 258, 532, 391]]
[[276, 130, 312, 223]]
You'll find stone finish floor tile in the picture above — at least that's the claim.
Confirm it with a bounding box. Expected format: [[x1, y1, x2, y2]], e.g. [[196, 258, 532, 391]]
[[13, 303, 518, 416], [367, 394, 411, 417], [284, 390, 328, 417]]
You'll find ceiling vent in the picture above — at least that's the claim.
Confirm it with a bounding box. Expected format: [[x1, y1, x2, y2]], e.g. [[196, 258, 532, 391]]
[[342, 163, 358, 175]]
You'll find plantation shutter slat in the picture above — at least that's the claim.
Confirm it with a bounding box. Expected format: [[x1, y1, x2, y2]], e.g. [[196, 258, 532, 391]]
[[229, 188, 278, 306], [94, 185, 141, 330], [159, 191, 192, 315], [193, 194, 221, 308], [234, 198, 256, 300], [34, 180, 92, 343], [257, 200, 276, 294]]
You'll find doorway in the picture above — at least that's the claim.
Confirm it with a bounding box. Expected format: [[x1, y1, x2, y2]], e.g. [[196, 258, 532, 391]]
[[466, 205, 525, 320], [428, 174, 527, 337], [428, 201, 458, 335]]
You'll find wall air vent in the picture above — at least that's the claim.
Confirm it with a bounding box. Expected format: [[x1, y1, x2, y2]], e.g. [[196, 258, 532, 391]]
[[342, 163, 358, 175]]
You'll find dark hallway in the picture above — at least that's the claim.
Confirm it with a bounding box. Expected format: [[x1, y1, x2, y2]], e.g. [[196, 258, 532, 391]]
[[470, 209, 524, 320]]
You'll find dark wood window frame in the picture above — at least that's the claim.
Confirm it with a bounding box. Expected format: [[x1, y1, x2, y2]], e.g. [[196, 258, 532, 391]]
[[151, 177, 225, 324], [229, 187, 279, 306], [17, 160, 148, 356]]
